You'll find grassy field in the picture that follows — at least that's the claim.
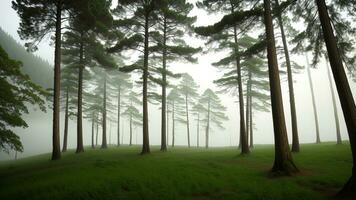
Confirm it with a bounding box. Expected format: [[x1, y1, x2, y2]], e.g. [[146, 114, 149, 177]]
[[0, 143, 352, 200]]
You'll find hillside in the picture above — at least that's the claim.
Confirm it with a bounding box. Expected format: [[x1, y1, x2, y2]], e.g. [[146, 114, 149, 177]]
[[0, 27, 52, 88], [0, 143, 352, 200]]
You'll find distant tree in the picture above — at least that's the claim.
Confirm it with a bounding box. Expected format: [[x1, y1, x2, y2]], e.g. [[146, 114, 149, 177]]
[[151, 0, 199, 151], [178, 73, 199, 148], [0, 45, 46, 154], [192, 103, 205, 148], [122, 91, 143, 146], [167, 87, 186, 147], [199, 89, 228, 148]]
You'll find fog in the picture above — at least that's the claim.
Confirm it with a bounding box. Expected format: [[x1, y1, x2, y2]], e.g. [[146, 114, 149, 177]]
[[0, 0, 355, 161]]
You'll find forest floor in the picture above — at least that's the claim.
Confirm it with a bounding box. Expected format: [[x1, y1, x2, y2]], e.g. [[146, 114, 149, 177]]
[[0, 142, 352, 200]]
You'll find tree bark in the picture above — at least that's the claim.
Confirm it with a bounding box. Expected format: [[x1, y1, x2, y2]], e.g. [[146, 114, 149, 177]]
[[51, 0, 62, 161], [172, 101, 175, 147], [167, 103, 169, 146], [141, 10, 150, 154], [117, 86, 121, 146], [316, 1, 356, 197], [101, 73, 107, 149], [246, 76, 250, 146], [161, 16, 167, 151], [62, 87, 69, 152], [91, 117, 95, 148], [305, 53, 321, 143], [264, 0, 298, 175], [130, 102, 133, 146], [275, 0, 299, 153], [325, 56, 342, 144], [185, 94, 191, 148], [249, 95, 254, 148], [76, 38, 84, 153], [96, 120, 99, 146]]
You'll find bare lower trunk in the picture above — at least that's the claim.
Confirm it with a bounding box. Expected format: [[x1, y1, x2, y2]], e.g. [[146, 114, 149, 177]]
[[185, 94, 191, 148], [325, 57, 342, 144], [161, 16, 167, 151], [305, 53, 321, 143], [316, 1, 356, 198], [172, 102, 175, 147], [51, 1, 62, 161], [264, 0, 298, 175], [117, 87, 121, 146], [101, 73, 107, 149], [76, 40, 84, 153], [245, 75, 250, 146], [141, 11, 150, 155], [206, 99, 210, 148], [91, 118, 95, 148], [62, 87, 69, 152], [275, 0, 299, 153], [96, 121, 98, 146], [197, 114, 200, 148], [167, 103, 169, 146], [130, 110, 133, 146], [249, 93, 254, 148]]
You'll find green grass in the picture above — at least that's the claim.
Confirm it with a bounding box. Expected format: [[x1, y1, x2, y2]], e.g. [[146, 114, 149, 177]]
[[0, 143, 352, 200]]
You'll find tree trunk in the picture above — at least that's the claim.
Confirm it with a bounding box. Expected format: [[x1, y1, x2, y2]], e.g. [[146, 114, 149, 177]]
[[316, 1, 356, 197], [130, 103, 133, 146], [101, 73, 107, 149], [305, 53, 321, 143], [197, 113, 200, 148], [91, 117, 95, 148], [96, 120, 99, 146], [275, 0, 299, 153], [172, 101, 175, 147], [161, 16, 167, 151], [117, 86, 121, 146], [206, 99, 210, 148], [249, 95, 254, 148], [141, 11, 150, 155], [264, 0, 298, 175], [76, 38, 84, 153], [62, 87, 69, 152], [245, 76, 250, 146], [51, 1, 62, 161], [325, 56, 342, 144], [233, 19, 249, 154], [167, 103, 169, 146], [185, 94, 191, 148]]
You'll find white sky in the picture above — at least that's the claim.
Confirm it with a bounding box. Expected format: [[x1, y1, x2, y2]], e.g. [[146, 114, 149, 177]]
[[1, 0, 356, 160]]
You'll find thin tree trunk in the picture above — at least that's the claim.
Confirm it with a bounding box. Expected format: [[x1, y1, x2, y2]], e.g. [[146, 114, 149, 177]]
[[172, 101, 175, 147], [246, 77, 250, 146], [167, 104, 169, 146], [130, 102, 133, 146], [264, 0, 298, 175], [206, 99, 210, 148], [76, 38, 84, 153], [96, 119, 99, 146], [232, 17, 249, 154], [185, 94, 191, 148], [91, 117, 95, 148], [197, 113, 200, 148], [325, 56, 342, 144], [249, 95, 254, 148], [141, 11, 150, 155], [117, 86, 121, 146], [101, 73, 107, 149], [160, 16, 168, 151], [305, 53, 321, 143], [62, 87, 69, 152], [275, 0, 299, 153], [316, 1, 356, 197], [51, 1, 62, 161]]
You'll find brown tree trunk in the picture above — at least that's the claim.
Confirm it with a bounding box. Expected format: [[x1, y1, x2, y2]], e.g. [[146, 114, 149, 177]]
[[101, 73, 107, 149], [185, 94, 191, 148], [275, 0, 299, 153], [316, 1, 356, 197], [76, 38, 84, 153], [161, 16, 167, 151], [172, 101, 175, 147], [51, 1, 62, 161], [62, 87, 69, 152], [325, 56, 342, 144], [96, 120, 99, 146], [305, 53, 321, 143], [249, 95, 254, 148], [246, 76, 250, 146], [141, 11, 150, 155], [264, 0, 298, 175], [117, 86, 121, 146]]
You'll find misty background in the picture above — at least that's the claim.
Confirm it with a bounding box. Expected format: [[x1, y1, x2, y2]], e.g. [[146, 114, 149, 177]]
[[0, 0, 355, 161]]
